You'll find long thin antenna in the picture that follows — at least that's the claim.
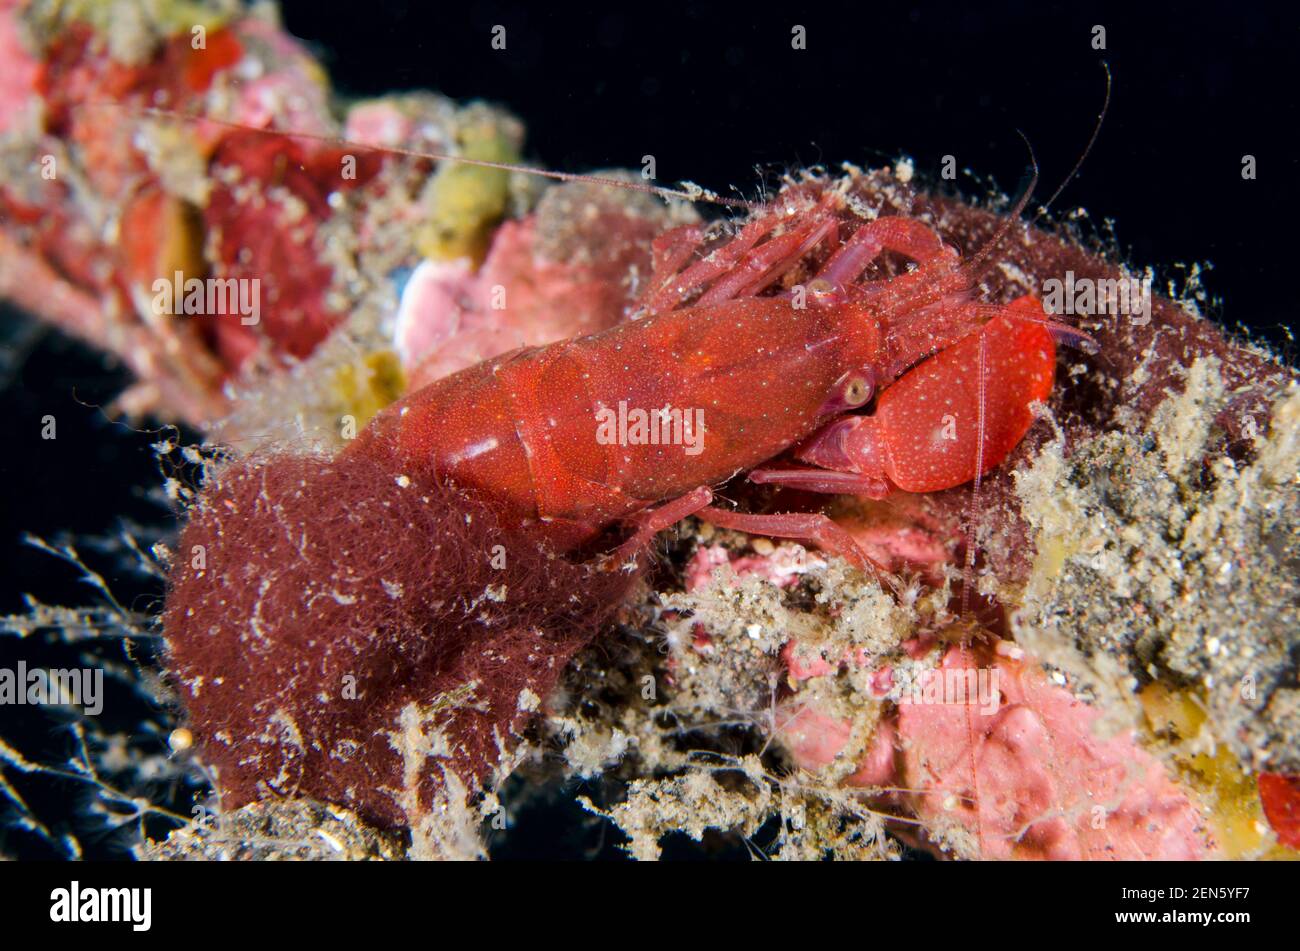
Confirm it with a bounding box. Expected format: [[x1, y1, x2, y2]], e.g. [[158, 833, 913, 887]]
[[960, 331, 988, 620], [960, 60, 1112, 282], [957, 64, 1112, 621], [76, 102, 763, 212], [959, 132, 1040, 279], [1029, 61, 1112, 226]]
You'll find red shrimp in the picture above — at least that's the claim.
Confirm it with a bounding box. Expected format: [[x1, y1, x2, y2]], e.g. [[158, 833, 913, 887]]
[[345, 184, 1085, 572]]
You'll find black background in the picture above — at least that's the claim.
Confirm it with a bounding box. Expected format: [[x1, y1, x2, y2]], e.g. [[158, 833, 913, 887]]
[[0, 0, 1296, 859]]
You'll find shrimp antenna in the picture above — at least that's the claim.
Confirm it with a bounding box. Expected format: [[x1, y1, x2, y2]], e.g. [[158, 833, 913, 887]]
[[959, 133, 1040, 280], [957, 64, 1111, 621], [960, 60, 1112, 281], [1029, 60, 1112, 226], [75, 102, 763, 212]]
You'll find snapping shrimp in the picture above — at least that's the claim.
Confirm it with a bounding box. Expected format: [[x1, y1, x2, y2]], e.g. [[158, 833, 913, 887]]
[[347, 180, 1091, 575]]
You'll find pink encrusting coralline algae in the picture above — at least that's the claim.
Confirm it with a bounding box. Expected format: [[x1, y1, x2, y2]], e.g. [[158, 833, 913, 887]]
[[683, 545, 1213, 859], [393, 186, 688, 390]]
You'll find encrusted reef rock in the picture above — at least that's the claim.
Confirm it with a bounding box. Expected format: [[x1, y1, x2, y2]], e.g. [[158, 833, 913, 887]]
[[142, 797, 405, 861]]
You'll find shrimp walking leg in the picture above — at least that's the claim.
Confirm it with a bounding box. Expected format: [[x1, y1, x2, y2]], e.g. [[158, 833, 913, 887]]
[[747, 466, 890, 497], [695, 505, 883, 574], [613, 486, 715, 562], [614, 485, 882, 575], [814, 216, 958, 289]]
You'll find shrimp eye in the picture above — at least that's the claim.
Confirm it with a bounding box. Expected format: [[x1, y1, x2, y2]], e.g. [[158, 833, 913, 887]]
[[842, 375, 874, 407]]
